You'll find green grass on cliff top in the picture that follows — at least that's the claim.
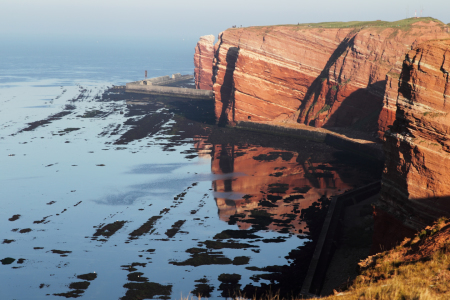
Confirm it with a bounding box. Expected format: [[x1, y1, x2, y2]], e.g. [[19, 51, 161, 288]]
[[278, 17, 445, 29]]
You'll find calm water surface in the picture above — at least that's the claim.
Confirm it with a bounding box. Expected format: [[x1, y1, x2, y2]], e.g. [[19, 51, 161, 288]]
[[0, 39, 381, 299]]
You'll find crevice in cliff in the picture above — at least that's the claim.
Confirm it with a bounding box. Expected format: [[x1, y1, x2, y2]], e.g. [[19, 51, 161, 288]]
[[217, 47, 240, 125], [297, 34, 358, 126]]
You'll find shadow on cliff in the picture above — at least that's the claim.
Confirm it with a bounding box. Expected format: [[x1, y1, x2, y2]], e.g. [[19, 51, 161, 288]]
[[322, 80, 386, 133], [371, 61, 418, 254], [217, 47, 240, 126], [297, 33, 386, 134], [297, 36, 357, 124]]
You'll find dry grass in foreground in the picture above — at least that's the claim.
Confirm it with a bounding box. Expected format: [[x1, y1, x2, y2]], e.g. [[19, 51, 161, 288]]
[[323, 217, 450, 299]]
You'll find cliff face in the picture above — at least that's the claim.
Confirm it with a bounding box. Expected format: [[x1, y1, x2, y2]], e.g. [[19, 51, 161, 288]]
[[194, 35, 215, 90], [374, 39, 450, 251], [211, 19, 449, 135]]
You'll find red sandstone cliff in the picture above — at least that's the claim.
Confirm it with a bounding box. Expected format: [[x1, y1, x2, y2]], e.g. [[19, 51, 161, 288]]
[[211, 19, 449, 136], [194, 35, 215, 90], [374, 39, 450, 252]]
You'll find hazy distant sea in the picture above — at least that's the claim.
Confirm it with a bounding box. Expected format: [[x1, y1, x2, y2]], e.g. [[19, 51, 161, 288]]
[[0, 37, 196, 86]]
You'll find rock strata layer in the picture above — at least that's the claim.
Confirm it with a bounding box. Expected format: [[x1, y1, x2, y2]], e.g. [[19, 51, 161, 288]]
[[211, 19, 449, 135], [374, 39, 450, 251], [194, 35, 215, 90]]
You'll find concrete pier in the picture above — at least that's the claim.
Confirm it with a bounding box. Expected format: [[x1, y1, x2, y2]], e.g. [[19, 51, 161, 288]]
[[125, 74, 213, 99]]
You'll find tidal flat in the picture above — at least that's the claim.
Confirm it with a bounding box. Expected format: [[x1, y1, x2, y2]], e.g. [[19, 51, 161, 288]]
[[0, 80, 381, 299]]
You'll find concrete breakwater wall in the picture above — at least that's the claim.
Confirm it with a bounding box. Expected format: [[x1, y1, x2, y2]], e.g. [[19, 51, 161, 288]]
[[129, 74, 194, 86], [125, 84, 213, 99], [235, 121, 384, 161], [301, 181, 381, 296]]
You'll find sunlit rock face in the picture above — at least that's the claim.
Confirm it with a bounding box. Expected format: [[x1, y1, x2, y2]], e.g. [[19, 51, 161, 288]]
[[211, 21, 449, 135], [374, 39, 450, 252], [210, 144, 352, 234], [194, 35, 215, 90]]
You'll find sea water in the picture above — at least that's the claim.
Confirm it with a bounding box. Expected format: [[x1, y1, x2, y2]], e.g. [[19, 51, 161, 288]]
[[0, 37, 380, 299]]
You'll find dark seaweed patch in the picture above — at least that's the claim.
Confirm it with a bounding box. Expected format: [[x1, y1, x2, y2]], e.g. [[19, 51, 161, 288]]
[[53, 290, 85, 298], [164, 220, 185, 238], [192, 282, 214, 298], [127, 272, 148, 282], [77, 273, 97, 281], [1, 257, 15, 265], [121, 282, 172, 300], [283, 194, 305, 203], [58, 128, 80, 135], [293, 186, 312, 193], [34, 215, 52, 224], [218, 273, 242, 298], [268, 183, 289, 194], [128, 216, 162, 239], [200, 240, 257, 249], [68, 282, 90, 290], [19, 228, 32, 233], [19, 111, 71, 132], [213, 230, 261, 240], [2, 239, 15, 244], [121, 262, 147, 272], [93, 221, 126, 238], [232, 256, 250, 265], [262, 237, 287, 243], [50, 250, 72, 256], [114, 112, 172, 145], [8, 214, 20, 221], [170, 252, 232, 267], [269, 172, 283, 177]]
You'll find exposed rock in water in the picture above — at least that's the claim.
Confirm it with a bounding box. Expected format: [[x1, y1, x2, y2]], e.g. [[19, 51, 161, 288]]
[[210, 19, 449, 136], [375, 39, 450, 252], [194, 35, 215, 90]]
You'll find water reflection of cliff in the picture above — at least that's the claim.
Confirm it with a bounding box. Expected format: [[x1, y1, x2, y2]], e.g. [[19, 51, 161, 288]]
[[211, 144, 353, 234]]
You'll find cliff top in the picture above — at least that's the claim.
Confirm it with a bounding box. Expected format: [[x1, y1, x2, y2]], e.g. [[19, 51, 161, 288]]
[[234, 17, 447, 31], [295, 17, 445, 29]]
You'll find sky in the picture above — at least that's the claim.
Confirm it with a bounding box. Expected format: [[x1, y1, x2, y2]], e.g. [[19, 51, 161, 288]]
[[1, 0, 449, 45]]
